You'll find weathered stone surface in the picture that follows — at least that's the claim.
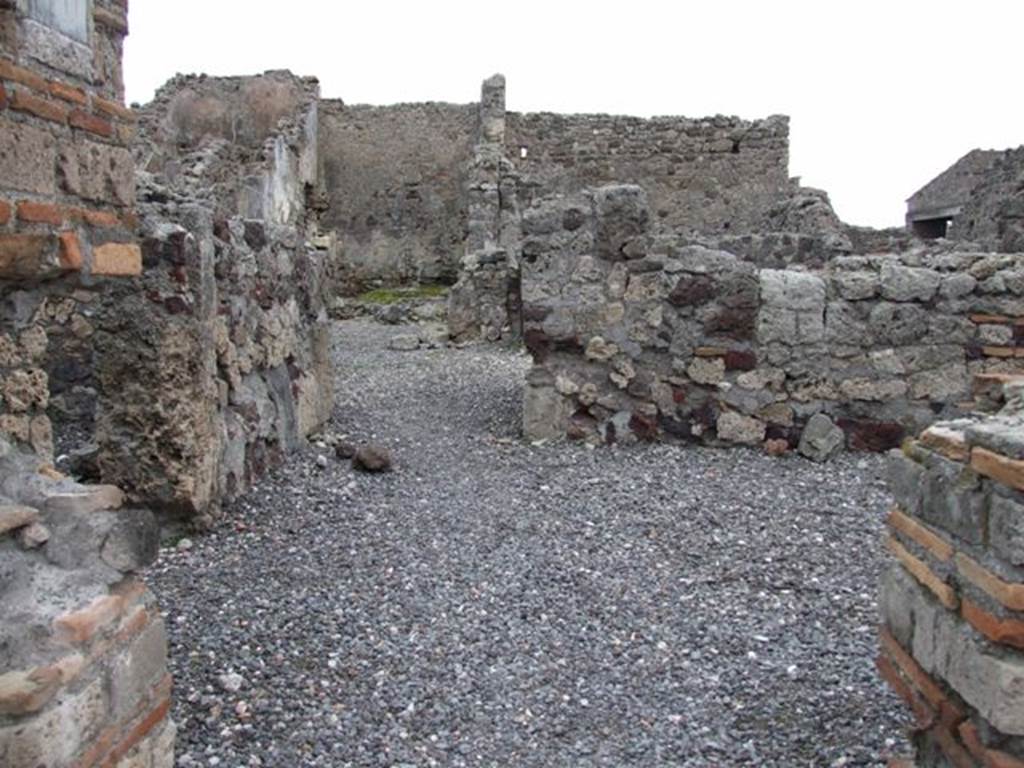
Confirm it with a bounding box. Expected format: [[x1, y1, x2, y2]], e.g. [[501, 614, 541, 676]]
[[0, 504, 39, 536], [716, 411, 766, 445], [880, 263, 941, 302], [990, 493, 1024, 566], [0, 116, 57, 196], [798, 413, 844, 462]]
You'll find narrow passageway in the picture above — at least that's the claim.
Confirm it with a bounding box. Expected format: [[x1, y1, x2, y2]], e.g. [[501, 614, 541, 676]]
[[151, 319, 910, 768]]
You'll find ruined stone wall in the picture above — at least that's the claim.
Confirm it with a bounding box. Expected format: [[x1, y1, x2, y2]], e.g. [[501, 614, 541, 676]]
[[318, 100, 476, 291], [505, 110, 793, 237], [954, 146, 1024, 253], [881, 381, 1024, 766], [0, 3, 174, 766], [521, 184, 1024, 454], [102, 71, 333, 522]]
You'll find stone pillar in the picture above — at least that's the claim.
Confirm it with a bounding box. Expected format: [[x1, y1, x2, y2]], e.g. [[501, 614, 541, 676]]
[[881, 375, 1024, 767], [448, 73, 522, 342]]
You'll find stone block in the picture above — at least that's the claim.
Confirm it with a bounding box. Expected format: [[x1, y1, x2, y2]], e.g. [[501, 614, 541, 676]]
[[101, 509, 160, 573], [109, 619, 168, 721], [880, 263, 941, 302], [593, 185, 650, 261], [0, 116, 57, 196], [92, 243, 143, 276], [523, 381, 572, 441], [716, 411, 765, 445], [919, 453, 986, 545], [991, 492, 1024, 567], [798, 413, 844, 462], [0, 503, 39, 537], [57, 141, 135, 206], [43, 483, 124, 514]]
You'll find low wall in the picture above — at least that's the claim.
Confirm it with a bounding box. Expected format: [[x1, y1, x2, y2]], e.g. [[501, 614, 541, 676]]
[[521, 184, 1024, 453], [880, 380, 1024, 766]]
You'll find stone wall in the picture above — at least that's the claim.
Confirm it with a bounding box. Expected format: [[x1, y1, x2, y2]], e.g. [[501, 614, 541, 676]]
[[506, 110, 793, 237], [880, 378, 1024, 766], [954, 146, 1024, 253], [0, 0, 140, 460], [0, 3, 174, 766], [520, 184, 1024, 454], [101, 71, 333, 523], [318, 99, 476, 291]]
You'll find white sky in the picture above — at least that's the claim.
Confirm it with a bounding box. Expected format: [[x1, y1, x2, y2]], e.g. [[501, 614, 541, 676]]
[[123, 0, 1023, 229]]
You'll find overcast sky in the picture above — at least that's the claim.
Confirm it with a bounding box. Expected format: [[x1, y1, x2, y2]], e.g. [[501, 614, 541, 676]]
[[123, 1, 1022, 229]]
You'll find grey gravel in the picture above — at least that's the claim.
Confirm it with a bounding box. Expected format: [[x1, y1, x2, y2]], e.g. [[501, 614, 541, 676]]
[[149, 319, 911, 768]]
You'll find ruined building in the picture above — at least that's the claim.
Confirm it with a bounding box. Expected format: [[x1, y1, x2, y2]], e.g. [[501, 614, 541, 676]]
[[2, 1, 1024, 766]]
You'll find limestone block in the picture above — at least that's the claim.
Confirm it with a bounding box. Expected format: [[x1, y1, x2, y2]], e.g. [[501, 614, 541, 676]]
[[880, 263, 941, 302], [798, 413, 844, 462], [908, 363, 969, 402], [0, 116, 57, 196], [593, 185, 650, 261], [990, 493, 1024, 566], [838, 378, 908, 402], [687, 357, 725, 386], [57, 141, 135, 206], [919, 453, 986, 545], [523, 381, 573, 441], [109, 619, 168, 721], [832, 270, 879, 300], [716, 411, 766, 445]]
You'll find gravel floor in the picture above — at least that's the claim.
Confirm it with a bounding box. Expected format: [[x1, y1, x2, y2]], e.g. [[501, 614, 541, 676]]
[[150, 319, 911, 768]]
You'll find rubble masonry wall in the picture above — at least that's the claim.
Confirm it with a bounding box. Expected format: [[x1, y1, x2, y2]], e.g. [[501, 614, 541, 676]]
[[521, 185, 1024, 454]]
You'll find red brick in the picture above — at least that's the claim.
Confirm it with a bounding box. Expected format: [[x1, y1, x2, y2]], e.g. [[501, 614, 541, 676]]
[[886, 535, 959, 610], [876, 653, 933, 727], [53, 593, 125, 646], [889, 507, 955, 562], [879, 627, 948, 713], [972, 447, 1024, 493], [933, 725, 978, 768], [17, 200, 63, 225], [69, 109, 113, 138], [0, 57, 49, 93], [10, 88, 68, 124], [49, 80, 88, 105], [958, 721, 986, 762], [956, 552, 1024, 611], [0, 199, 10, 224], [59, 231, 83, 270], [92, 96, 135, 122], [962, 597, 1024, 649]]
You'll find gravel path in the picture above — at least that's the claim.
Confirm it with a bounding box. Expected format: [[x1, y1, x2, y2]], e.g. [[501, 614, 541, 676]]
[[151, 319, 911, 768]]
